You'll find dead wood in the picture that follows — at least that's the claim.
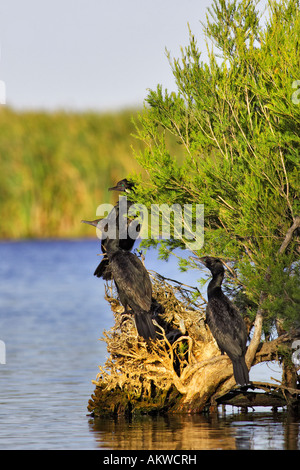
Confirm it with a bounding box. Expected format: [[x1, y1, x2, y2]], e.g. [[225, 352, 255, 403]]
[[88, 271, 300, 417]]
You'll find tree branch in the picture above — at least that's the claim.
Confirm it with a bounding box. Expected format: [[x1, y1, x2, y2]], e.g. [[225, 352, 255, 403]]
[[217, 379, 300, 408], [278, 215, 300, 255], [248, 216, 300, 363]]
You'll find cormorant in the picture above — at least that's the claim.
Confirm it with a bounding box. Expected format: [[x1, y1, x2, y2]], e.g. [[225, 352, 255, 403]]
[[108, 178, 135, 193], [105, 237, 156, 340], [81, 178, 139, 280], [200, 256, 249, 386]]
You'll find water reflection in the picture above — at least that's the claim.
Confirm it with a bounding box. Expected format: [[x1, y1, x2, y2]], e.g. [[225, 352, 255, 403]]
[[88, 411, 300, 450]]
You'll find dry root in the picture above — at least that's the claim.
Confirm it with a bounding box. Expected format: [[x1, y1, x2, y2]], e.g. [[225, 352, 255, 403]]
[[88, 271, 300, 416]]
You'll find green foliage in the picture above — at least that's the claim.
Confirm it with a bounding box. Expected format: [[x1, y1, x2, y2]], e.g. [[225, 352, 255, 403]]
[[0, 108, 143, 238], [0, 106, 184, 239], [132, 0, 300, 329]]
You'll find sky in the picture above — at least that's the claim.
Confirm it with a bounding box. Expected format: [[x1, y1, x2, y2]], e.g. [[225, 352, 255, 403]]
[[0, 0, 215, 112]]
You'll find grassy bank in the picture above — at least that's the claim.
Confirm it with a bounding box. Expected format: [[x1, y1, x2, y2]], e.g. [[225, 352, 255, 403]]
[[0, 107, 144, 239]]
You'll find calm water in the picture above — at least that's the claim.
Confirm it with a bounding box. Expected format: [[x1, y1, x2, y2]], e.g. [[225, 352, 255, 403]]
[[0, 240, 299, 450]]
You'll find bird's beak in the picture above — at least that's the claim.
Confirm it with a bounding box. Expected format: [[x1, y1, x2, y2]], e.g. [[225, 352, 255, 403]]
[[108, 184, 121, 191], [81, 219, 101, 227], [190, 255, 207, 267]]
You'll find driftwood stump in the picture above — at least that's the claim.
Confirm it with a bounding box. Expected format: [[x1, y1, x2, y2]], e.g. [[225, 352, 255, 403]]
[[88, 271, 300, 417]]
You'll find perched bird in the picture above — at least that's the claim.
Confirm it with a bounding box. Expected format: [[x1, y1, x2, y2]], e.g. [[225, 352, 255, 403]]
[[105, 237, 156, 340], [108, 178, 135, 193], [200, 256, 249, 386], [81, 178, 139, 280]]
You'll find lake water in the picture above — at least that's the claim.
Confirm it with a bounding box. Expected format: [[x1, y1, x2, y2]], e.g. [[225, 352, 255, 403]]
[[0, 240, 299, 450]]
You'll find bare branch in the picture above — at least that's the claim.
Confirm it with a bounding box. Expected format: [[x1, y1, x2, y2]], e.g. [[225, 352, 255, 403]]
[[278, 215, 300, 255]]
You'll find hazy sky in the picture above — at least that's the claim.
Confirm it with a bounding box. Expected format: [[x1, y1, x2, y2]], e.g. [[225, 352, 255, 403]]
[[0, 0, 214, 111]]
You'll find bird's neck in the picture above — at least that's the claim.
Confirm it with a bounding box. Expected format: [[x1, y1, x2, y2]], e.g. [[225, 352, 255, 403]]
[[207, 271, 224, 300], [105, 238, 120, 256]]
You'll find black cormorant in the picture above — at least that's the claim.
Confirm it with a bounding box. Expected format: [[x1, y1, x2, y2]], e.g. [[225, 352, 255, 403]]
[[81, 179, 139, 280], [200, 256, 249, 386], [108, 178, 135, 193], [105, 237, 156, 340]]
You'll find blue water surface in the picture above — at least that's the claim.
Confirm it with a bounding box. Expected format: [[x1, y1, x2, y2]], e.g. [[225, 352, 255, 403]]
[[0, 240, 298, 450]]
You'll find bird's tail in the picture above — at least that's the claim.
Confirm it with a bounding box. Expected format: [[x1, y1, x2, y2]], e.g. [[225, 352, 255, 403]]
[[232, 356, 249, 387], [134, 312, 156, 340], [94, 257, 112, 280]]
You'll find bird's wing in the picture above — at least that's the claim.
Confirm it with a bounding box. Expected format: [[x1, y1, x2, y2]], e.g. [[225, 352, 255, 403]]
[[110, 252, 152, 312], [206, 299, 246, 358]]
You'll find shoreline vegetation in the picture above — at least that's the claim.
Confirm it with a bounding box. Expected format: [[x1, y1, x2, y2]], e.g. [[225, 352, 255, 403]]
[[0, 106, 183, 240], [0, 106, 140, 240]]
